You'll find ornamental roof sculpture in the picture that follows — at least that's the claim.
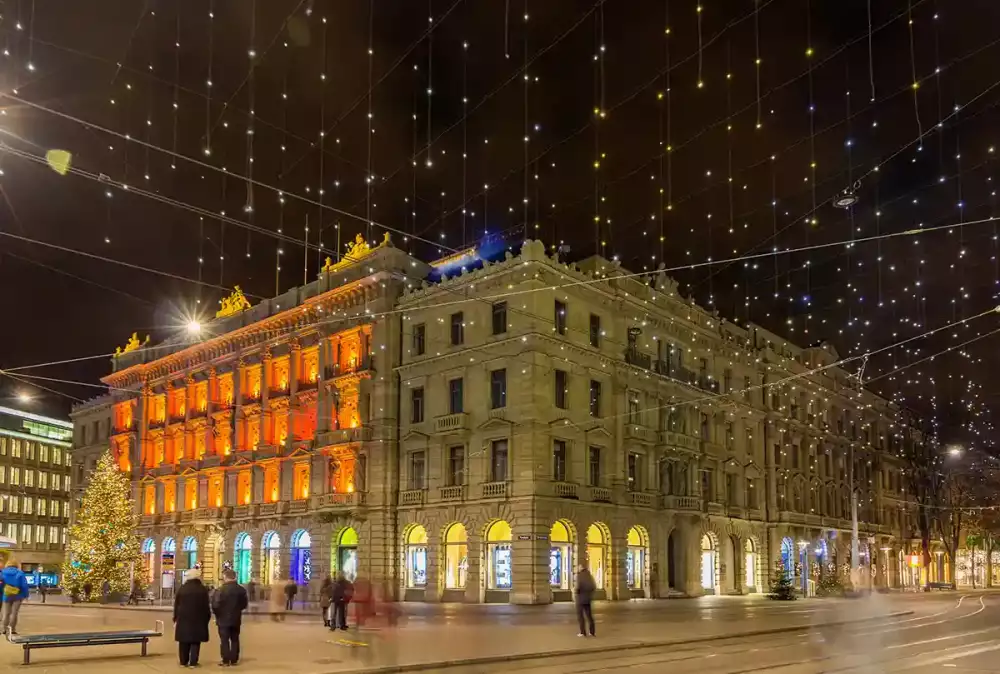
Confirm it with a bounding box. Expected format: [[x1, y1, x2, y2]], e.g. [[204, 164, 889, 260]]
[[114, 332, 149, 357], [216, 285, 252, 319], [322, 232, 391, 274]]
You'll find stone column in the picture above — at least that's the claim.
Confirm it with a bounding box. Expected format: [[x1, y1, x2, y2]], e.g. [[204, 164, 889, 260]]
[[465, 532, 482, 603], [225, 472, 237, 506], [423, 536, 441, 603], [683, 517, 703, 597], [232, 361, 243, 452], [261, 352, 273, 444], [252, 466, 264, 503], [310, 453, 328, 497], [184, 375, 194, 461], [317, 337, 330, 432]]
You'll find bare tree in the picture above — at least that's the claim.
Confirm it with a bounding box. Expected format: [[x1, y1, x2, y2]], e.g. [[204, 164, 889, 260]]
[[899, 437, 941, 589]]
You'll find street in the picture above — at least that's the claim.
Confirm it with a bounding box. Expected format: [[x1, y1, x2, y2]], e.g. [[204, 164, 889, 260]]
[[1, 593, 996, 672]]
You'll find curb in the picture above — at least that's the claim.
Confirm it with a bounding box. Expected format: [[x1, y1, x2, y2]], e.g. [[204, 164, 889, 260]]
[[30, 602, 316, 618], [338, 610, 915, 674]]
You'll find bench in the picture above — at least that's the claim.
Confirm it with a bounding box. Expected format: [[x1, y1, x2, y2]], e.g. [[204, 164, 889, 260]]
[[927, 582, 955, 590], [6, 621, 163, 664]]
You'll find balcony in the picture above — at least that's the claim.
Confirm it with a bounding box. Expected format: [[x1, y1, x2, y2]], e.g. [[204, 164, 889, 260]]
[[488, 407, 507, 421], [232, 504, 258, 519], [312, 491, 367, 509], [553, 482, 578, 499], [697, 377, 720, 394], [439, 485, 466, 502], [434, 413, 469, 434], [625, 349, 653, 371], [317, 426, 372, 447], [399, 489, 426, 506], [168, 414, 186, 426], [180, 511, 195, 523], [630, 491, 655, 508], [700, 440, 727, 458], [324, 356, 373, 381], [289, 499, 308, 514], [192, 507, 228, 522], [662, 495, 700, 511], [243, 391, 262, 404], [590, 486, 612, 503], [268, 387, 290, 399], [148, 418, 166, 430], [706, 501, 725, 516], [259, 502, 286, 517], [624, 423, 655, 444], [658, 431, 699, 453], [298, 377, 319, 392], [190, 406, 208, 420], [139, 514, 159, 526], [481, 481, 509, 499]]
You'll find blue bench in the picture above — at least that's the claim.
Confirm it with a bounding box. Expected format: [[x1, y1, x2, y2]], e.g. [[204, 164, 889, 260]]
[[6, 621, 163, 664]]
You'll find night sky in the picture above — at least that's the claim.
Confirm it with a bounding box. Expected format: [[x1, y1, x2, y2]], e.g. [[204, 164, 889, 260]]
[[1, 0, 999, 445]]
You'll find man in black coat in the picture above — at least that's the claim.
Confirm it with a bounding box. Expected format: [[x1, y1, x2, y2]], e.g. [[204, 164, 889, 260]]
[[213, 569, 249, 666], [174, 569, 212, 667], [575, 565, 597, 637]]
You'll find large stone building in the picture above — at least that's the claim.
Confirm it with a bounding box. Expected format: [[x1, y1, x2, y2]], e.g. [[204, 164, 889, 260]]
[[89, 236, 932, 602], [0, 405, 73, 581]]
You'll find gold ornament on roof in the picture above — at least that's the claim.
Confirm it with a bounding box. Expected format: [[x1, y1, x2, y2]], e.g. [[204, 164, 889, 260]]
[[216, 285, 252, 318], [115, 332, 149, 357], [321, 232, 391, 274]]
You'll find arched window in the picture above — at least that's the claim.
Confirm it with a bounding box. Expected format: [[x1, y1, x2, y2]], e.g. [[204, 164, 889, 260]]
[[142, 538, 156, 586], [549, 521, 572, 590], [485, 520, 512, 590], [405, 525, 428, 589], [290, 530, 312, 584], [701, 535, 716, 590], [333, 527, 358, 581], [586, 524, 608, 589], [234, 532, 253, 584], [626, 526, 647, 589], [162, 537, 177, 581], [780, 537, 795, 580], [744, 539, 757, 590], [261, 531, 281, 585], [182, 536, 198, 570], [444, 524, 468, 590]]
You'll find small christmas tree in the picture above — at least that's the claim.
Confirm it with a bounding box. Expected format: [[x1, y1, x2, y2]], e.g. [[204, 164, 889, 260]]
[[62, 451, 142, 597], [768, 561, 797, 600]]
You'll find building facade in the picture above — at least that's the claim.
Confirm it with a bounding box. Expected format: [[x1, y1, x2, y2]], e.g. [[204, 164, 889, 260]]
[[69, 395, 114, 523], [95, 237, 928, 602], [0, 405, 73, 580]]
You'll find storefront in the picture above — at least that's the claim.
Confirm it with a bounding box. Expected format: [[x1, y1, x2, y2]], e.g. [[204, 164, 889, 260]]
[[625, 526, 647, 595], [442, 523, 467, 601], [549, 521, 572, 601], [233, 532, 252, 584], [290, 529, 311, 585], [261, 531, 281, 585], [404, 525, 428, 598], [484, 520, 512, 602], [182, 536, 198, 570], [586, 524, 609, 598], [332, 527, 358, 581], [701, 535, 716, 592]]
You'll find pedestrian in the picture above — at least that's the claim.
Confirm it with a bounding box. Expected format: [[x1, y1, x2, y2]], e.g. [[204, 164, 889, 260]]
[[319, 576, 333, 626], [212, 569, 248, 667], [38, 582, 46, 604], [173, 568, 211, 668], [269, 580, 287, 622], [101, 579, 111, 603], [575, 565, 596, 637], [283, 579, 298, 611], [331, 572, 354, 631], [127, 578, 141, 606], [82, 580, 93, 602], [0, 560, 29, 635], [245, 577, 257, 604]]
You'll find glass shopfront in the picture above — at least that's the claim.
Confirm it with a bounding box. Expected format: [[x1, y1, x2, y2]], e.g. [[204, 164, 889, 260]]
[[334, 527, 359, 581], [444, 524, 468, 589], [486, 520, 512, 590], [405, 525, 428, 588], [234, 532, 252, 584], [549, 521, 572, 590], [626, 526, 646, 589], [586, 524, 608, 589]]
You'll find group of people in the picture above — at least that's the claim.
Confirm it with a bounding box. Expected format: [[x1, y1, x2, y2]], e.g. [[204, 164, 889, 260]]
[[173, 568, 249, 667]]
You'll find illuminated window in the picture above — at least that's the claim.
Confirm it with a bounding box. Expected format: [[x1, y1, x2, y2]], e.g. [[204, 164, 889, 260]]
[[10, 467, 20, 486], [264, 465, 279, 503], [208, 475, 224, 508], [237, 471, 252, 505], [293, 463, 310, 500], [186, 480, 198, 510], [144, 485, 156, 514], [405, 525, 428, 589], [24, 470, 34, 488], [444, 524, 468, 589], [164, 481, 177, 512], [486, 520, 512, 590]]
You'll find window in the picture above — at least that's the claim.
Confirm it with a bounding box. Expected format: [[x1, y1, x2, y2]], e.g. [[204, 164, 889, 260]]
[[726, 474, 736, 504], [8, 497, 17, 514], [52, 474, 60, 490], [21, 525, 30, 546], [701, 470, 713, 501], [11, 439, 21, 458], [627, 393, 640, 424], [38, 499, 47, 516], [553, 440, 567, 482], [450, 312, 464, 346], [409, 451, 426, 490], [52, 448, 61, 465], [746, 479, 757, 508], [723, 369, 732, 394], [411, 387, 425, 424], [589, 314, 601, 348], [492, 302, 507, 335], [23, 496, 32, 515], [27, 443, 36, 460], [10, 467, 19, 486], [25, 470, 34, 487], [40, 445, 50, 463], [0, 466, 5, 484], [412, 323, 426, 355], [745, 429, 754, 454], [39, 472, 48, 489], [743, 376, 752, 401], [554, 370, 568, 409], [589, 380, 602, 417], [448, 446, 465, 486], [554, 300, 567, 335], [660, 461, 673, 494], [490, 369, 507, 409], [49, 527, 58, 546], [0, 438, 5, 455], [700, 413, 710, 440], [449, 378, 464, 415], [51, 501, 59, 517], [725, 423, 734, 449], [792, 444, 800, 469], [627, 452, 641, 491], [491, 440, 509, 482], [36, 525, 45, 544], [588, 446, 601, 486]]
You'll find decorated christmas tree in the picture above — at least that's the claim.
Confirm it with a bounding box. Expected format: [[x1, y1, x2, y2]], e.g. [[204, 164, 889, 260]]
[[768, 561, 797, 600], [61, 451, 142, 597]]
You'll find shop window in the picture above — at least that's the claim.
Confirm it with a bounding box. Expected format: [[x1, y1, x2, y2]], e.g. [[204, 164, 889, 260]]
[[549, 521, 572, 590], [486, 520, 512, 590], [405, 526, 428, 589], [444, 524, 468, 589], [291, 529, 312, 584]]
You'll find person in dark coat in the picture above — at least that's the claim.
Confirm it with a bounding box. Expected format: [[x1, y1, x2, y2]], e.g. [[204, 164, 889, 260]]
[[173, 569, 212, 667], [212, 569, 248, 667], [319, 576, 333, 626], [330, 572, 354, 631], [575, 566, 597, 637], [283, 580, 298, 611]]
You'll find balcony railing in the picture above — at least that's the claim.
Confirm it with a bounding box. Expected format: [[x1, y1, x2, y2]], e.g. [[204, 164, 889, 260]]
[[439, 485, 466, 501], [553, 482, 578, 499], [662, 495, 700, 511], [312, 491, 367, 509], [488, 407, 507, 421], [625, 349, 653, 370], [148, 418, 166, 430], [590, 486, 612, 503], [630, 492, 655, 508], [658, 431, 700, 452], [324, 356, 373, 381], [289, 499, 308, 514], [434, 413, 469, 434], [298, 378, 319, 391], [624, 423, 655, 443], [268, 387, 289, 399], [400, 489, 426, 506], [243, 391, 262, 404], [481, 481, 509, 498]]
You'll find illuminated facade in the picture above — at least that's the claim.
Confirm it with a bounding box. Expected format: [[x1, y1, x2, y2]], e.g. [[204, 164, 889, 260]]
[[0, 406, 73, 577], [97, 237, 928, 602]]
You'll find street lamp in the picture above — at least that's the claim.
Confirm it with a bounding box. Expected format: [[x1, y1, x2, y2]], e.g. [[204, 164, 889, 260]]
[[16, 392, 33, 405], [947, 444, 964, 457]]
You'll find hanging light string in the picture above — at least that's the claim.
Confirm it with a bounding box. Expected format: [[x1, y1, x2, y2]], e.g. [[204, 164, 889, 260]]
[[753, 0, 762, 129], [203, 0, 214, 157], [696, 2, 704, 89], [521, 0, 530, 241], [907, 0, 924, 144], [866, 0, 876, 102], [243, 0, 257, 220], [170, 7, 180, 170], [315, 13, 329, 275], [365, 0, 374, 245], [461, 14, 469, 247]]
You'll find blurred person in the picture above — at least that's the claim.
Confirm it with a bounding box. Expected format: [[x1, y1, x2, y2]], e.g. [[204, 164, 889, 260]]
[[331, 572, 354, 631], [269, 580, 287, 622], [174, 569, 211, 668], [0, 561, 29, 635], [212, 569, 248, 667], [351, 576, 373, 629], [319, 576, 333, 627], [283, 579, 298, 611], [37, 582, 46, 604], [101, 579, 111, 603], [82, 580, 93, 602], [245, 577, 257, 603], [575, 565, 596, 637]]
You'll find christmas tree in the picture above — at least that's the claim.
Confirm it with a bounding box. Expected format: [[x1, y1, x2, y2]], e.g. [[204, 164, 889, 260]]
[[768, 561, 797, 600], [61, 451, 142, 597]]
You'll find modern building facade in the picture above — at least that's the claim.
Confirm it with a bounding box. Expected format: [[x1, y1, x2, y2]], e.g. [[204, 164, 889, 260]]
[[0, 405, 73, 580], [94, 236, 930, 602], [68, 395, 114, 523]]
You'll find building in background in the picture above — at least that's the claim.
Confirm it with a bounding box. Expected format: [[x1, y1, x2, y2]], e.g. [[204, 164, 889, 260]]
[[69, 395, 114, 522], [97, 236, 927, 603], [0, 405, 73, 585]]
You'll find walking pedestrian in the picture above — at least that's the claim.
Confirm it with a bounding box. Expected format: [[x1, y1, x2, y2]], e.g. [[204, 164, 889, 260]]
[[283, 579, 298, 611], [82, 580, 93, 602], [173, 569, 211, 668], [101, 579, 111, 603], [575, 565, 596, 637], [38, 582, 46, 604], [319, 576, 333, 626], [212, 569, 248, 667], [245, 577, 257, 604], [330, 572, 354, 631], [0, 561, 29, 635], [269, 580, 287, 622]]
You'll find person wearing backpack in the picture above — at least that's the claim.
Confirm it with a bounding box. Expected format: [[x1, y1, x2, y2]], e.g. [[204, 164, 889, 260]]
[[0, 561, 29, 635]]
